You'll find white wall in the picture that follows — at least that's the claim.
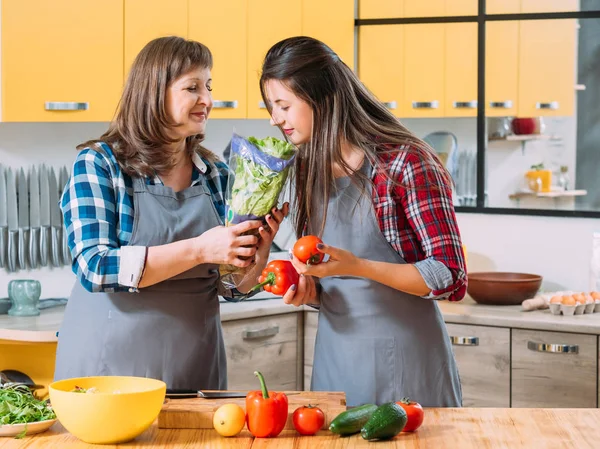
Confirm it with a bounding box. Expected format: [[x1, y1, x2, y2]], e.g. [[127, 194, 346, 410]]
[[0, 121, 597, 299]]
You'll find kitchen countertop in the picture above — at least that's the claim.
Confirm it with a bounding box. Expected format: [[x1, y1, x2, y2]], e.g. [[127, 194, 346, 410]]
[[2, 407, 599, 448], [3, 294, 600, 343]]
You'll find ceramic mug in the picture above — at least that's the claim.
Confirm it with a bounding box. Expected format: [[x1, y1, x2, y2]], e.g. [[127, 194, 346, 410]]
[[8, 279, 42, 316]]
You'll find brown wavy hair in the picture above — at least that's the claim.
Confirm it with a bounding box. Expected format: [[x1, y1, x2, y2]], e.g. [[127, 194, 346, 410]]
[[260, 36, 453, 238], [78, 36, 219, 177]]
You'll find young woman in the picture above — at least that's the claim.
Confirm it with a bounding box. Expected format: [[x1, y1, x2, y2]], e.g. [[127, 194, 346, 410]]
[[261, 36, 466, 407], [54, 36, 288, 389]]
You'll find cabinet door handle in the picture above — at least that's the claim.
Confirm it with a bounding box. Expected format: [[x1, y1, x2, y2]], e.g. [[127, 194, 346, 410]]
[[242, 325, 279, 340], [527, 341, 578, 354], [258, 101, 267, 109], [382, 101, 398, 109], [536, 101, 559, 110], [213, 100, 238, 109], [453, 101, 477, 109], [45, 102, 89, 111], [412, 101, 439, 109], [489, 101, 513, 109], [450, 336, 479, 346]]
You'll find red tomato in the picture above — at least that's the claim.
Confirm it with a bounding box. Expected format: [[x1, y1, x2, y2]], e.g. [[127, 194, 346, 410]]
[[293, 236, 324, 265], [292, 405, 325, 436], [396, 398, 424, 432]]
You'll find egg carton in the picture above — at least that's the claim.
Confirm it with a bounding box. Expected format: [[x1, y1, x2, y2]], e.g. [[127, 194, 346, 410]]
[[543, 291, 600, 316]]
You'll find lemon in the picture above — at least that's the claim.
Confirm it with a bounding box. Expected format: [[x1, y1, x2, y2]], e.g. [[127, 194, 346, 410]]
[[213, 403, 246, 437]]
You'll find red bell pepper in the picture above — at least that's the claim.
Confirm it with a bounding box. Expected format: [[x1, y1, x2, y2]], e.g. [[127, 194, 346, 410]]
[[246, 371, 289, 438], [251, 260, 299, 295]]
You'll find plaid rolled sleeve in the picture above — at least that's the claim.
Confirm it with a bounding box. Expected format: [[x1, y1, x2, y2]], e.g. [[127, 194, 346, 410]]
[[61, 147, 127, 292], [373, 147, 467, 302]]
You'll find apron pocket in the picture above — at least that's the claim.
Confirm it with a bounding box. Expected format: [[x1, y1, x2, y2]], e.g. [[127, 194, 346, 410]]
[[313, 336, 396, 407]]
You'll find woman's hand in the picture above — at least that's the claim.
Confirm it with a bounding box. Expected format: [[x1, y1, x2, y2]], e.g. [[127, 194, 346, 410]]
[[254, 202, 289, 268], [282, 273, 319, 307], [194, 220, 263, 267], [290, 241, 361, 278]]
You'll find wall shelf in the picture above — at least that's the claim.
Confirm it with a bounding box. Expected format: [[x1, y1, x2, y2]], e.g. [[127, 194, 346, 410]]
[[509, 189, 587, 201]]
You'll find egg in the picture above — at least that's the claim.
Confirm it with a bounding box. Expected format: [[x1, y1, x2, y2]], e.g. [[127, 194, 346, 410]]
[[550, 296, 562, 304], [562, 295, 576, 306], [591, 291, 600, 300], [573, 293, 586, 304]]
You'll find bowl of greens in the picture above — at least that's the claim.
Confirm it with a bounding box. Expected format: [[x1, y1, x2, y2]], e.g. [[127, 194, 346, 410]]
[[0, 383, 57, 439]]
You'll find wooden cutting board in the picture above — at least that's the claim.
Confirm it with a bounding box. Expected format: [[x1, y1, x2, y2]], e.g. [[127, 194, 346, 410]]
[[158, 391, 346, 430]]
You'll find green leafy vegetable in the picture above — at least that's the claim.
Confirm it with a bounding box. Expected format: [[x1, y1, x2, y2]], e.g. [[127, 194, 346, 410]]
[[0, 384, 56, 425], [228, 137, 295, 218]]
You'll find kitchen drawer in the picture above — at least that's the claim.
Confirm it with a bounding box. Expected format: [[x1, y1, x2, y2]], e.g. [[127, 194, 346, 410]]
[[222, 313, 299, 391], [446, 323, 510, 407], [303, 311, 318, 390], [512, 329, 597, 408]]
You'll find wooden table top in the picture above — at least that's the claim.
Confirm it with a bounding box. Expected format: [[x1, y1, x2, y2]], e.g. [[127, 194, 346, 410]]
[[1, 407, 599, 448]]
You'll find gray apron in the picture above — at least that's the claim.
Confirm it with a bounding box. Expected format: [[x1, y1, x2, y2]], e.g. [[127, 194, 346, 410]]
[[310, 161, 462, 407], [54, 174, 227, 390]]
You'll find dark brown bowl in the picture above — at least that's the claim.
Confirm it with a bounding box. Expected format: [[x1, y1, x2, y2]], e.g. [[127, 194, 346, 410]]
[[467, 272, 543, 305]]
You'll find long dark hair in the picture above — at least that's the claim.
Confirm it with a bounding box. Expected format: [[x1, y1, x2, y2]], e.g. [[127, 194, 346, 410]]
[[260, 36, 452, 238], [78, 36, 218, 178]]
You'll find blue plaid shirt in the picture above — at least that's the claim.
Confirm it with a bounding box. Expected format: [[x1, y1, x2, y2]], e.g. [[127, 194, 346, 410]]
[[61, 141, 234, 295]]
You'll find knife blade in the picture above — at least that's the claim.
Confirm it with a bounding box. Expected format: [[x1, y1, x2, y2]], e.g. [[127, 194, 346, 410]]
[[0, 165, 7, 268], [29, 166, 40, 269], [48, 167, 62, 267], [17, 168, 30, 270], [165, 390, 301, 399], [6, 168, 18, 272], [39, 165, 50, 267], [59, 166, 71, 265]]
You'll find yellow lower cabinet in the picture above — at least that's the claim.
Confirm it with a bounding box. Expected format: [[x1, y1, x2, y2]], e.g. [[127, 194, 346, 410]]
[[1, 0, 123, 122], [0, 340, 58, 399]]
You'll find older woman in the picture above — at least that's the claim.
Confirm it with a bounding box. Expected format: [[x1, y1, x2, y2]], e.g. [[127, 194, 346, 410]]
[[54, 36, 288, 390]]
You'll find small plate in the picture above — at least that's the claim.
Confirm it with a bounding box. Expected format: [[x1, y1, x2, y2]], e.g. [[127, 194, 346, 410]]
[[0, 418, 57, 437]]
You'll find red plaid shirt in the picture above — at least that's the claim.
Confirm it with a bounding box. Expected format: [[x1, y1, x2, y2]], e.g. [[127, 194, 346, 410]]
[[371, 146, 467, 302]]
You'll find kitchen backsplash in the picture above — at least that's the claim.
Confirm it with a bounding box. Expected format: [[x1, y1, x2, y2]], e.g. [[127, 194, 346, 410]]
[[0, 121, 595, 299]]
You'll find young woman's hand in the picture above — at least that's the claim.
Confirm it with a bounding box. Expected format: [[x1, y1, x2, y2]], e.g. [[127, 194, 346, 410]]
[[290, 241, 361, 278], [282, 273, 319, 307], [254, 202, 290, 268], [195, 220, 263, 267]]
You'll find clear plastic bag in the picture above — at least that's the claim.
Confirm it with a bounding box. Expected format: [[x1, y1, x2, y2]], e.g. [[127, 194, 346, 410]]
[[219, 133, 295, 290]]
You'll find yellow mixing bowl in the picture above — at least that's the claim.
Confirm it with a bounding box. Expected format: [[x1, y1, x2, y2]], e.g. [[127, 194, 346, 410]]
[[49, 376, 166, 444]]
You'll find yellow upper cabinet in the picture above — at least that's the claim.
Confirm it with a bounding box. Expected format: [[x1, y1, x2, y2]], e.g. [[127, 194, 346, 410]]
[[445, 23, 478, 117], [359, 0, 403, 19], [446, 0, 478, 15], [486, 0, 521, 13], [2, 0, 123, 122], [520, 0, 579, 12], [190, 0, 247, 119], [359, 25, 403, 116], [404, 0, 445, 17], [247, 0, 302, 118], [403, 24, 445, 117], [124, 0, 188, 76], [486, 21, 519, 116], [302, 0, 355, 70], [518, 19, 576, 117]]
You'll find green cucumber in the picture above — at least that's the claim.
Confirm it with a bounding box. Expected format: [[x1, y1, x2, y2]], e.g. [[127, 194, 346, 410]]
[[360, 402, 408, 441], [329, 404, 378, 436]]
